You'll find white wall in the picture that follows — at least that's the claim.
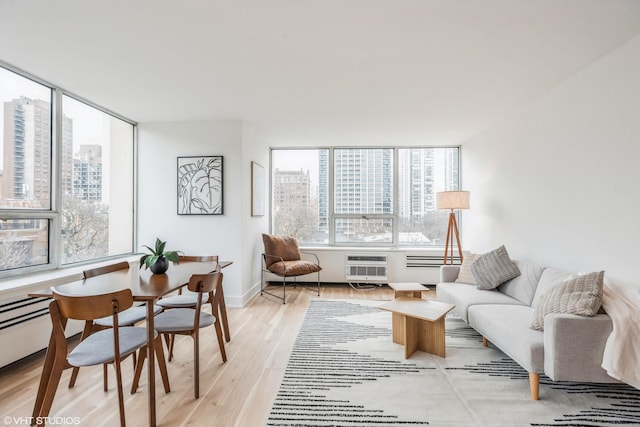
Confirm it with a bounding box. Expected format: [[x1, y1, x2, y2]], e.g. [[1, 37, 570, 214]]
[[240, 122, 271, 298], [138, 120, 269, 306], [463, 34, 640, 293]]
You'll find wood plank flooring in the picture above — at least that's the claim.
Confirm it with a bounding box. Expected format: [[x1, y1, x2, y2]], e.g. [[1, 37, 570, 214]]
[[0, 285, 435, 427]]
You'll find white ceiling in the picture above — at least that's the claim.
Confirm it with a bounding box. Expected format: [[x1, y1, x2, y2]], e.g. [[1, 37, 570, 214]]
[[2, 0, 640, 145]]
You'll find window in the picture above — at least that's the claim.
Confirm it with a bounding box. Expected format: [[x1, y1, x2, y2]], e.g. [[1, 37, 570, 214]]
[[0, 64, 135, 276], [271, 147, 460, 247], [271, 149, 329, 245], [60, 96, 134, 264]]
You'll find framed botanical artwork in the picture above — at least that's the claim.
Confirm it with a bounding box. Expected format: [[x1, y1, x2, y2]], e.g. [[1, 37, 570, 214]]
[[177, 155, 223, 215], [251, 161, 265, 216]]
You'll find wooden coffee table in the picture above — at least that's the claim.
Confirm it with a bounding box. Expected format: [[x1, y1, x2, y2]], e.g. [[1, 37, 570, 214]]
[[387, 282, 428, 299], [379, 299, 455, 358]]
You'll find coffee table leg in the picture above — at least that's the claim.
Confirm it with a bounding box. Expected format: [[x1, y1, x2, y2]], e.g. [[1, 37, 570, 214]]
[[403, 316, 420, 359], [420, 317, 446, 357], [391, 312, 405, 344]]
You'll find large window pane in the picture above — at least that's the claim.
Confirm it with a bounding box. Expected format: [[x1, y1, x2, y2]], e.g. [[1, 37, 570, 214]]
[[1, 67, 52, 209], [334, 148, 393, 214], [397, 147, 459, 246], [1, 67, 53, 274], [60, 96, 134, 264], [271, 149, 329, 245], [0, 219, 49, 270], [271, 146, 460, 248]]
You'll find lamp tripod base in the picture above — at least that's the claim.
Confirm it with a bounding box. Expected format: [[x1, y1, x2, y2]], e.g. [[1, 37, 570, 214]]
[[443, 211, 463, 265]]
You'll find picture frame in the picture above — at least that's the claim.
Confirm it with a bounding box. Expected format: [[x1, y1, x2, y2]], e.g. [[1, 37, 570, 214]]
[[251, 161, 265, 216], [177, 155, 223, 215]]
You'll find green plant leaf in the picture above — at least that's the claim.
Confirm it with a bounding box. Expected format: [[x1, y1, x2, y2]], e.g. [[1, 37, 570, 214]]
[[164, 251, 181, 263], [155, 238, 166, 254], [145, 254, 160, 268], [143, 244, 157, 255]]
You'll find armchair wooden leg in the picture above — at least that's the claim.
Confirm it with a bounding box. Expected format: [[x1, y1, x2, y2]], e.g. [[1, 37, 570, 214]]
[[113, 353, 126, 427], [214, 319, 227, 362], [131, 339, 170, 394], [194, 332, 200, 399], [154, 336, 171, 393], [482, 337, 488, 347], [131, 347, 146, 394], [36, 355, 65, 423], [529, 372, 540, 400], [168, 334, 176, 361], [103, 364, 109, 391]]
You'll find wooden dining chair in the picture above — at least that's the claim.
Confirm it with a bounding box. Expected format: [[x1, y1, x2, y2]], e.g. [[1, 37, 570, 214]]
[[69, 261, 163, 390], [34, 289, 154, 427], [132, 272, 224, 399], [157, 256, 228, 362]]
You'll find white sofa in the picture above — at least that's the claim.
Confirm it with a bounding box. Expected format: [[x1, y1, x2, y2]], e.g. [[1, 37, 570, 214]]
[[436, 261, 617, 400]]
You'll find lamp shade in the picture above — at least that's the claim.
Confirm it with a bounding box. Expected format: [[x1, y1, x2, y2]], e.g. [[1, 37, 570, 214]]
[[436, 191, 470, 210]]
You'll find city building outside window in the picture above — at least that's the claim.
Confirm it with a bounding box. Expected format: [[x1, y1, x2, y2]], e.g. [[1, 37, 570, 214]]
[[0, 65, 134, 275], [271, 147, 460, 247]]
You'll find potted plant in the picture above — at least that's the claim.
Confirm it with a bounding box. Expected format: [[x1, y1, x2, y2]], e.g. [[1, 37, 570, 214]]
[[140, 238, 183, 274]]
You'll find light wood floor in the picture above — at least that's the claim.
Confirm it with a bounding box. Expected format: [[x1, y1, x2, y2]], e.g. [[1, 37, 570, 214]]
[[0, 285, 435, 427]]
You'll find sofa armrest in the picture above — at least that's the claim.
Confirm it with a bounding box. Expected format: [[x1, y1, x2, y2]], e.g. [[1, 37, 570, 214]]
[[543, 313, 617, 383], [440, 265, 460, 283]]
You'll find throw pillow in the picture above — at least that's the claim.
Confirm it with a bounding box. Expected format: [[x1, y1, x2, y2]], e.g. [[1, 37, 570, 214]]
[[455, 252, 480, 284], [262, 234, 301, 267], [530, 271, 604, 330], [470, 245, 521, 290]]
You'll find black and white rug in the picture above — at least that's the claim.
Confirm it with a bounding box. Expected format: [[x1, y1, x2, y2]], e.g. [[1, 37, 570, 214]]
[[266, 299, 640, 426]]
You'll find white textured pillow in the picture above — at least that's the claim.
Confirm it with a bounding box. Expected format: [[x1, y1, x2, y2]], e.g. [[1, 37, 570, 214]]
[[455, 252, 480, 284], [530, 271, 604, 331], [470, 245, 521, 290]]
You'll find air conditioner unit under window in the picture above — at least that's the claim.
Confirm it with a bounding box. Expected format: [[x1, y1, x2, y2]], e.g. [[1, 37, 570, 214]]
[[345, 254, 388, 282]]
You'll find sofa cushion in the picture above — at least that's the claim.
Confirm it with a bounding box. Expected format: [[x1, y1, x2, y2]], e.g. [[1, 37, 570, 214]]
[[436, 282, 523, 323], [468, 304, 544, 373], [455, 252, 480, 284], [531, 267, 574, 308], [530, 271, 604, 330], [497, 260, 546, 306], [471, 245, 521, 290]]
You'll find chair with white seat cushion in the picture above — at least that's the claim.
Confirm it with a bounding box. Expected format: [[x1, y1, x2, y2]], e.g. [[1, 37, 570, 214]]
[[33, 288, 164, 427], [69, 261, 163, 390], [156, 255, 227, 362], [132, 271, 224, 399]]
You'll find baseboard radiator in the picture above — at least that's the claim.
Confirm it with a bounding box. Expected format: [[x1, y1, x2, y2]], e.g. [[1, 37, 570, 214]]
[[406, 254, 461, 268], [345, 254, 388, 282], [0, 295, 51, 332]]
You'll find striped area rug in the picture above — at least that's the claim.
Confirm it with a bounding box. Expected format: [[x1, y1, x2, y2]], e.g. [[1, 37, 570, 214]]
[[266, 299, 640, 427]]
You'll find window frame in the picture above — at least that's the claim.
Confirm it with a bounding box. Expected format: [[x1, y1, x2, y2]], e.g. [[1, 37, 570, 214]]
[[270, 145, 461, 248], [0, 61, 137, 279]]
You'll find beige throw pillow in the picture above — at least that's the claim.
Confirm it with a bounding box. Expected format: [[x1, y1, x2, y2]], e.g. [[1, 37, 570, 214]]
[[530, 271, 604, 330], [470, 245, 521, 290], [455, 252, 479, 284]]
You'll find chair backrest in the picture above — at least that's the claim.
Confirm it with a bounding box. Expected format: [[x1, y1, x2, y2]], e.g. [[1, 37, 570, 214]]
[[187, 272, 223, 330], [52, 288, 135, 321], [262, 234, 301, 267], [179, 255, 219, 263], [83, 261, 130, 279], [187, 272, 221, 294]]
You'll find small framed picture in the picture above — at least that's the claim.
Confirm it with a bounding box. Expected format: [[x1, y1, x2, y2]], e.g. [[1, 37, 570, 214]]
[[177, 155, 223, 215]]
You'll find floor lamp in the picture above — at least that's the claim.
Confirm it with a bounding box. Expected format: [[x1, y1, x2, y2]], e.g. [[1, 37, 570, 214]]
[[436, 191, 470, 265]]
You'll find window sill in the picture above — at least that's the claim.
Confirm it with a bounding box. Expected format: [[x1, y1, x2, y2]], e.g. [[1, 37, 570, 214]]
[[0, 255, 141, 299]]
